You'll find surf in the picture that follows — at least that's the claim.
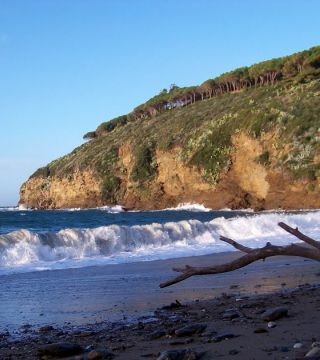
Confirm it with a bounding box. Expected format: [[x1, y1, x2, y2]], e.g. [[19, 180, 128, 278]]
[[0, 210, 318, 275]]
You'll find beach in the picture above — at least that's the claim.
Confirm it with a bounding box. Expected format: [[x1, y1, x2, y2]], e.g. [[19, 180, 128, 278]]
[[1, 1, 320, 359], [0, 251, 319, 359]]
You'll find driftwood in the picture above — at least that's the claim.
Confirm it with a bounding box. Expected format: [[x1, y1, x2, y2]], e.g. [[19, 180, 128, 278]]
[[160, 222, 320, 288]]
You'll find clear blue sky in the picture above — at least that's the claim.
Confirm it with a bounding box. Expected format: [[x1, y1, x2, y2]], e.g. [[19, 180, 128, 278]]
[[0, 0, 319, 206]]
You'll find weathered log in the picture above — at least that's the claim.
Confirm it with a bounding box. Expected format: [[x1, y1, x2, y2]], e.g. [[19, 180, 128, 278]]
[[160, 222, 320, 288], [220, 236, 252, 253], [278, 222, 320, 250]]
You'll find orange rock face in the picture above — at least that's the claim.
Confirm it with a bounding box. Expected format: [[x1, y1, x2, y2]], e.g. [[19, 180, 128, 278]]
[[20, 133, 320, 210]]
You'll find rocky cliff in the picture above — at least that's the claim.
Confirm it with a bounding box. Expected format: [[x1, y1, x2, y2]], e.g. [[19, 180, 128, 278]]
[[20, 47, 320, 210]]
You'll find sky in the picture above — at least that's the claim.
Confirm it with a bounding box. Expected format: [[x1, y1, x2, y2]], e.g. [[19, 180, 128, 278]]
[[0, 0, 319, 206]]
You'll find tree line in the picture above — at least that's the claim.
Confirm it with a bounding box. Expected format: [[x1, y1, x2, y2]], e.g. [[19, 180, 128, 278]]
[[84, 46, 320, 140]]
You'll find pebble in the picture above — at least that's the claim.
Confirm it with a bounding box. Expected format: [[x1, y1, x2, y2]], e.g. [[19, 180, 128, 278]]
[[149, 330, 166, 340], [305, 347, 320, 359], [162, 300, 183, 310], [254, 327, 268, 334], [211, 333, 237, 343], [157, 349, 203, 360], [293, 342, 304, 349], [229, 285, 239, 289], [37, 342, 83, 357], [229, 349, 239, 355], [87, 348, 114, 360], [19, 324, 32, 333], [261, 307, 288, 321], [174, 324, 207, 337], [222, 310, 240, 320], [38, 325, 54, 333], [0, 331, 10, 339], [169, 339, 193, 346], [267, 321, 277, 328], [280, 346, 290, 352], [235, 297, 244, 302], [141, 353, 157, 358], [76, 331, 96, 337], [262, 346, 278, 352]]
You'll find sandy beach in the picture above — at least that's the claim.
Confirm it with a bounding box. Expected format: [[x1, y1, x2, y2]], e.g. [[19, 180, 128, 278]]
[[0, 251, 319, 359]]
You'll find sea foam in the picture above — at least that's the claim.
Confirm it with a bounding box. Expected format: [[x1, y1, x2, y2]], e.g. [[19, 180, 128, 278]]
[[162, 203, 212, 212]]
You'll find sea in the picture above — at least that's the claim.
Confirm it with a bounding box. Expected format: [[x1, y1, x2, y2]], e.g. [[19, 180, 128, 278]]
[[0, 203, 319, 276]]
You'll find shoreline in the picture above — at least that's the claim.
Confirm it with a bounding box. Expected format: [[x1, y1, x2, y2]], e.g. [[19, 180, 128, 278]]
[[11, 203, 320, 212], [1, 252, 319, 330], [0, 252, 319, 358]]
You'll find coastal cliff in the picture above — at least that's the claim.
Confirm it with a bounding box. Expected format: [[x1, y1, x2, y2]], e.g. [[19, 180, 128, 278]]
[[20, 47, 320, 210]]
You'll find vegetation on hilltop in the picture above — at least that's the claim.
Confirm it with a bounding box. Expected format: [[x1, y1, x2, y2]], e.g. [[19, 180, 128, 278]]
[[84, 46, 320, 139]]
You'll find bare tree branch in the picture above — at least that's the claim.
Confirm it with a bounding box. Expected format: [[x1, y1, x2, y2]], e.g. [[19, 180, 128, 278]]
[[160, 222, 320, 288], [220, 236, 253, 253], [278, 222, 320, 250]]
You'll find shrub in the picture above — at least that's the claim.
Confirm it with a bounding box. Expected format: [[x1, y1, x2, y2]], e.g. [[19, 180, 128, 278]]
[[257, 151, 270, 165], [131, 142, 157, 182], [83, 131, 96, 140], [101, 175, 121, 202]]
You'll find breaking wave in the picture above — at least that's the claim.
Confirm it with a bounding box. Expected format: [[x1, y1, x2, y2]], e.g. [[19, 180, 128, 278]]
[[0, 205, 32, 212], [162, 203, 212, 212], [62, 203, 211, 213], [62, 205, 125, 213], [0, 210, 319, 274]]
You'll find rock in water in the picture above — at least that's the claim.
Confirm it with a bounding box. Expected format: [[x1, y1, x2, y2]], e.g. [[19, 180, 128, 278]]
[[37, 342, 83, 357], [174, 324, 207, 337], [261, 307, 288, 321]]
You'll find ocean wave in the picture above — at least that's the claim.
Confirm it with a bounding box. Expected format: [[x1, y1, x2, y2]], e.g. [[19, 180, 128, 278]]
[[0, 207, 18, 212], [0, 210, 319, 274], [0, 205, 32, 212]]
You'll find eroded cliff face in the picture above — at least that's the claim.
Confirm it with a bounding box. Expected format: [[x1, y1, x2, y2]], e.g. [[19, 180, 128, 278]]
[[20, 133, 320, 210], [211, 133, 320, 210], [20, 170, 103, 209]]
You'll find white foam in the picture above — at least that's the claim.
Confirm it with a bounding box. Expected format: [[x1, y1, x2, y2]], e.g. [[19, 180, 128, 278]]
[[60, 205, 125, 213], [97, 205, 125, 213], [18, 204, 29, 211], [0, 205, 32, 212], [162, 203, 212, 212], [220, 207, 255, 212], [0, 210, 319, 274]]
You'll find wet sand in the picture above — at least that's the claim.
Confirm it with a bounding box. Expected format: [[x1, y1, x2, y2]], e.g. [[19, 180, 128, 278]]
[[0, 251, 319, 359]]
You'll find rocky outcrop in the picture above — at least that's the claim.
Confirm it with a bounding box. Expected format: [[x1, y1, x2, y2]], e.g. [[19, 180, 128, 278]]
[[20, 133, 320, 210], [20, 169, 103, 209]]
